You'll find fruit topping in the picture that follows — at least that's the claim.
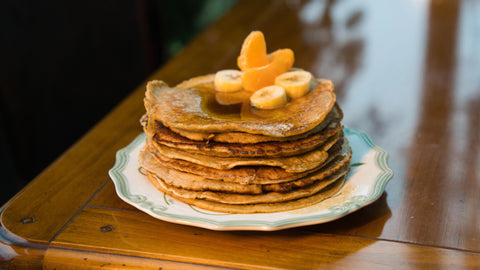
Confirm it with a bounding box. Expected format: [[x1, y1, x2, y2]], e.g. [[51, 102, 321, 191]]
[[250, 85, 288, 109], [214, 69, 243, 92], [238, 31, 295, 92], [275, 70, 312, 98], [237, 31, 270, 71]]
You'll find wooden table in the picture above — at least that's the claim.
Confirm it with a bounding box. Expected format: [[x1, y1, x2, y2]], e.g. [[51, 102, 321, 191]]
[[2, 0, 479, 268]]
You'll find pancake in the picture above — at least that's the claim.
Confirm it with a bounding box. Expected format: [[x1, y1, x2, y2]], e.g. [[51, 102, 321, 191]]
[[139, 149, 263, 194], [145, 135, 347, 185], [165, 103, 344, 143], [146, 116, 342, 158], [146, 145, 258, 184], [139, 139, 352, 194], [147, 174, 346, 214], [262, 141, 351, 192], [144, 75, 336, 137], [147, 132, 340, 172], [145, 163, 347, 205]]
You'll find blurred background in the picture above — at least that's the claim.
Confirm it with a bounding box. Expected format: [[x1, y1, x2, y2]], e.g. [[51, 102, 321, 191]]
[[0, 0, 237, 205]]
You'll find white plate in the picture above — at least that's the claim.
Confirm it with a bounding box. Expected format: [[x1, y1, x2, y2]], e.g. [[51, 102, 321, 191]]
[[109, 128, 392, 231]]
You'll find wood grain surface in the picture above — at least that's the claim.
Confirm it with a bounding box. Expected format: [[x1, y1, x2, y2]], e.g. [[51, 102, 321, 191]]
[[1, 0, 479, 268]]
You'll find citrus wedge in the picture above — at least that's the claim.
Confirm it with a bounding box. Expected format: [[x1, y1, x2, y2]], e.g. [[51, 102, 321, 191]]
[[237, 31, 269, 71]]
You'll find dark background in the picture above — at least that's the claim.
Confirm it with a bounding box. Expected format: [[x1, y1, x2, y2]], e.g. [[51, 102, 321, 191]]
[[0, 0, 236, 205]]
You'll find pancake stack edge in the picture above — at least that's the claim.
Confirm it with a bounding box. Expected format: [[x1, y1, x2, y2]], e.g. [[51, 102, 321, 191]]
[[138, 76, 352, 214]]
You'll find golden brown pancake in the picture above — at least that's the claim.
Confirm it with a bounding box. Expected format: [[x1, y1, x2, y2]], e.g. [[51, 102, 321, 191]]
[[147, 132, 339, 172], [144, 75, 336, 137], [147, 174, 346, 214], [139, 149, 263, 194], [163, 103, 344, 143], [145, 164, 347, 205], [144, 135, 346, 185], [146, 117, 342, 158], [139, 140, 351, 194]]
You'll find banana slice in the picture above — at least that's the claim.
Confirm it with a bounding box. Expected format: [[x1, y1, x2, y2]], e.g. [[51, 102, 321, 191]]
[[250, 85, 287, 109], [274, 70, 312, 98], [214, 69, 243, 92]]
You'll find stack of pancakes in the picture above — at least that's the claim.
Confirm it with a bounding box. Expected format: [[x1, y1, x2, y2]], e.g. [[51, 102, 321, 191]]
[[139, 74, 351, 213]]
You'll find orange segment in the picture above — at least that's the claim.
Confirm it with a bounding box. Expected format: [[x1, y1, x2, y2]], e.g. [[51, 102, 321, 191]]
[[237, 31, 269, 71], [241, 48, 295, 92], [268, 49, 295, 69]]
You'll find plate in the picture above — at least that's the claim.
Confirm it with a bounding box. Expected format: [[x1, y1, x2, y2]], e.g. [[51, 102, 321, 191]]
[[109, 128, 392, 231]]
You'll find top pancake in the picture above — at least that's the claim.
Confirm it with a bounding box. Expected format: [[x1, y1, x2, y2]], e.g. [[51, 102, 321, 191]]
[[144, 74, 336, 137], [140, 103, 344, 144]]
